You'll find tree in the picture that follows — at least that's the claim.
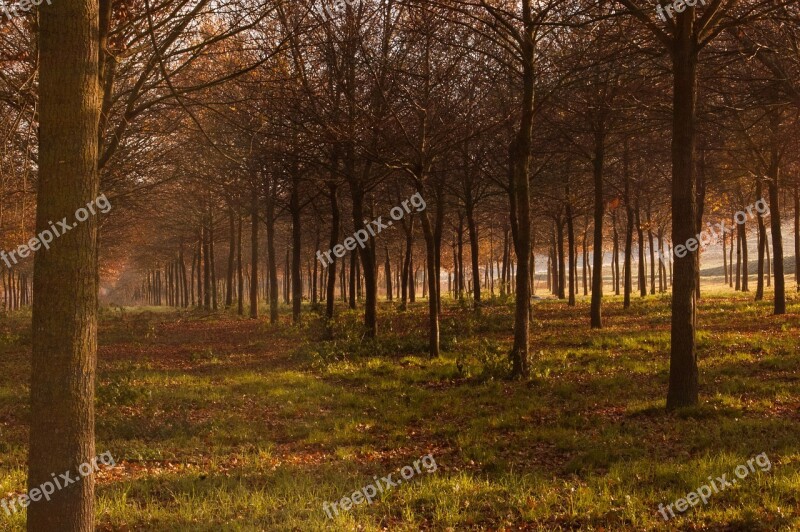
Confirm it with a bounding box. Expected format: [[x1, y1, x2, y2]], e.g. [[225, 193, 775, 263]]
[[616, 0, 788, 409], [28, 0, 103, 527]]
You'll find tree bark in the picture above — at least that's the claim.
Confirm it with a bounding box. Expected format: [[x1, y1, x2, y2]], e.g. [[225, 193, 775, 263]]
[[756, 178, 766, 301], [636, 199, 646, 298], [591, 133, 605, 327], [265, 178, 279, 323], [767, 134, 785, 314], [566, 191, 576, 306], [237, 215, 244, 315], [740, 220, 749, 292], [210, 209, 218, 311], [249, 187, 259, 319], [666, 22, 699, 409], [623, 139, 634, 309], [795, 183, 799, 291], [29, 0, 101, 525], [465, 196, 481, 307], [291, 163, 302, 323], [226, 208, 235, 308]]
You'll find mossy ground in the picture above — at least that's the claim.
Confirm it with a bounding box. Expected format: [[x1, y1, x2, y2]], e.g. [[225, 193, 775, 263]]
[[0, 290, 798, 530]]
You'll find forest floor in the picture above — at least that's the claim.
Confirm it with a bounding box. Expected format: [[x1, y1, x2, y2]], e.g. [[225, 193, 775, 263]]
[[1, 290, 799, 530]]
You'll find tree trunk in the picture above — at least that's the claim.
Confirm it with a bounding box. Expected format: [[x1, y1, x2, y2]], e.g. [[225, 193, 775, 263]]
[[756, 179, 766, 301], [226, 208, 235, 307], [401, 219, 414, 309], [556, 218, 566, 300], [736, 219, 742, 291], [647, 207, 656, 295], [291, 167, 302, 323], [623, 140, 634, 309], [591, 134, 605, 327], [795, 182, 799, 292], [265, 179, 279, 323], [766, 233, 771, 287], [666, 25, 699, 409], [636, 200, 646, 298], [385, 245, 392, 301], [420, 209, 440, 358], [210, 209, 218, 311], [29, 0, 101, 525], [566, 193, 576, 306], [501, 226, 510, 296], [466, 198, 481, 307], [237, 215, 244, 315], [740, 220, 749, 292], [768, 134, 785, 314], [722, 228, 728, 285], [249, 187, 259, 319], [180, 245, 189, 308], [203, 222, 211, 310], [612, 210, 621, 295]]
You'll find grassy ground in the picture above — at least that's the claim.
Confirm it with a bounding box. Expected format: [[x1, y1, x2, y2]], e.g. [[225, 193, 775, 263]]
[[0, 290, 799, 530]]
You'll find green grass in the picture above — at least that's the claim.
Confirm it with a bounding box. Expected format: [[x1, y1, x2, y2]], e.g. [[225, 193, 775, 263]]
[[0, 290, 799, 530]]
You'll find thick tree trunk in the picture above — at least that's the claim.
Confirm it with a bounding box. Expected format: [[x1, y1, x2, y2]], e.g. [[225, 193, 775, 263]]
[[666, 25, 699, 409], [508, 12, 534, 377], [29, 0, 101, 526]]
